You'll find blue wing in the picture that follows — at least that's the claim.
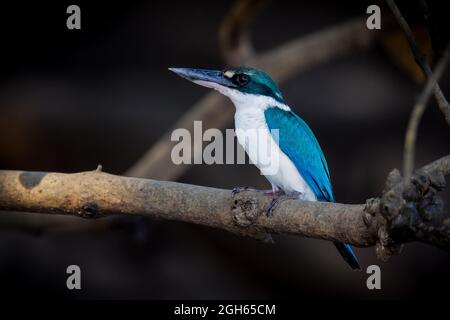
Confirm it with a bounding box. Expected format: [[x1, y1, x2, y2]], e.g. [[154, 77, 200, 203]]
[[264, 106, 334, 202], [265, 107, 361, 269]]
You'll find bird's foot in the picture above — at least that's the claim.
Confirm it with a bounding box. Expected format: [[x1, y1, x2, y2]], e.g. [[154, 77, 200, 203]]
[[267, 191, 302, 217]]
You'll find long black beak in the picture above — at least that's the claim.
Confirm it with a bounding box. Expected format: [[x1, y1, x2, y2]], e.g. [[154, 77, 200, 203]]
[[168, 67, 235, 89]]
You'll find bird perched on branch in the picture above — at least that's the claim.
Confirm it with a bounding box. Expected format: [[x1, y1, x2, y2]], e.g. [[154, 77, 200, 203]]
[[169, 66, 361, 270]]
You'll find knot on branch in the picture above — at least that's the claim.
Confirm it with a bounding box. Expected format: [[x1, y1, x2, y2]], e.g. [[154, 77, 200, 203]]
[[376, 168, 447, 259], [363, 197, 379, 227], [79, 202, 102, 219], [230, 188, 274, 243], [375, 225, 403, 261], [231, 193, 260, 228]]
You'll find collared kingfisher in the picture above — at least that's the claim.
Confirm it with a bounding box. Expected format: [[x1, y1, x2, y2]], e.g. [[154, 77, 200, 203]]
[[169, 66, 361, 270]]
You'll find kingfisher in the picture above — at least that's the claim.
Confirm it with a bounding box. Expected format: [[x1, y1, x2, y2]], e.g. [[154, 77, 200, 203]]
[[169, 66, 361, 270]]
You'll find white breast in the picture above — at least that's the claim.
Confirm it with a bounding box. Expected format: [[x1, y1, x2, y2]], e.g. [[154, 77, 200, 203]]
[[234, 107, 316, 201]]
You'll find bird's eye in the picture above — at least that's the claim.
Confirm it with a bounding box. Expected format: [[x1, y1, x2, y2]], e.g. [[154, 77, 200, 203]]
[[233, 73, 249, 86]]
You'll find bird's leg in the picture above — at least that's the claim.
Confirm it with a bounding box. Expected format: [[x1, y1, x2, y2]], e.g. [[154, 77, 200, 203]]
[[267, 191, 302, 217]]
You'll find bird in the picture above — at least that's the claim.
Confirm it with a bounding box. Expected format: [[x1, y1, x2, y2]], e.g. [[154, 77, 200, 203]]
[[169, 66, 361, 270]]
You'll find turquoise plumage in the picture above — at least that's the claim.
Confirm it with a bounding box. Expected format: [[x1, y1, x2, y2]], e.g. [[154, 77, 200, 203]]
[[264, 107, 334, 202]]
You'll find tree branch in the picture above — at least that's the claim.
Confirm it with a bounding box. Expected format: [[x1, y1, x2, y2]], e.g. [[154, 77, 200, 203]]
[[1, 155, 449, 259], [386, 0, 450, 125], [0, 9, 381, 234]]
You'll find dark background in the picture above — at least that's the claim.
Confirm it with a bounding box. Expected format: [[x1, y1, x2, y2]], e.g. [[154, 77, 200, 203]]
[[0, 0, 449, 299]]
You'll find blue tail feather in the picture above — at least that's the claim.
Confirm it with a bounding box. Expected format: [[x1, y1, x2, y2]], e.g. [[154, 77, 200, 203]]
[[334, 242, 361, 270]]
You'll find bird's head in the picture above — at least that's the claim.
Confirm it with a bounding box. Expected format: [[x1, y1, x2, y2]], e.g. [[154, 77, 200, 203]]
[[169, 66, 284, 107]]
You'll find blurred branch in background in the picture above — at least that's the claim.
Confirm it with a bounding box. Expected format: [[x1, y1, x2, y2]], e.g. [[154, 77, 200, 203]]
[[386, 0, 450, 126], [403, 45, 450, 182], [126, 16, 380, 180], [0, 154, 449, 261]]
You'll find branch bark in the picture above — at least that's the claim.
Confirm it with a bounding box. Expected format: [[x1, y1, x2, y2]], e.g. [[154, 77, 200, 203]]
[[1, 155, 449, 259]]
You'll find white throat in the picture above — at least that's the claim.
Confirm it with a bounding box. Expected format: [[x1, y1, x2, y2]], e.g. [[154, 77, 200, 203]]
[[224, 88, 290, 113], [195, 80, 290, 112]]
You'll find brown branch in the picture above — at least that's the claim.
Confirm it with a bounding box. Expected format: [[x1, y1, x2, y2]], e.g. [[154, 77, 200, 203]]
[[386, 0, 450, 125], [403, 45, 450, 181], [126, 17, 379, 180], [1, 16, 382, 233], [1, 155, 449, 259], [376, 154, 450, 259]]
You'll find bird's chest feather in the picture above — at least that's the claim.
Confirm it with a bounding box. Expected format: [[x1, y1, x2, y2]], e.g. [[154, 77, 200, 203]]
[[234, 109, 272, 169], [233, 108, 316, 200]]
